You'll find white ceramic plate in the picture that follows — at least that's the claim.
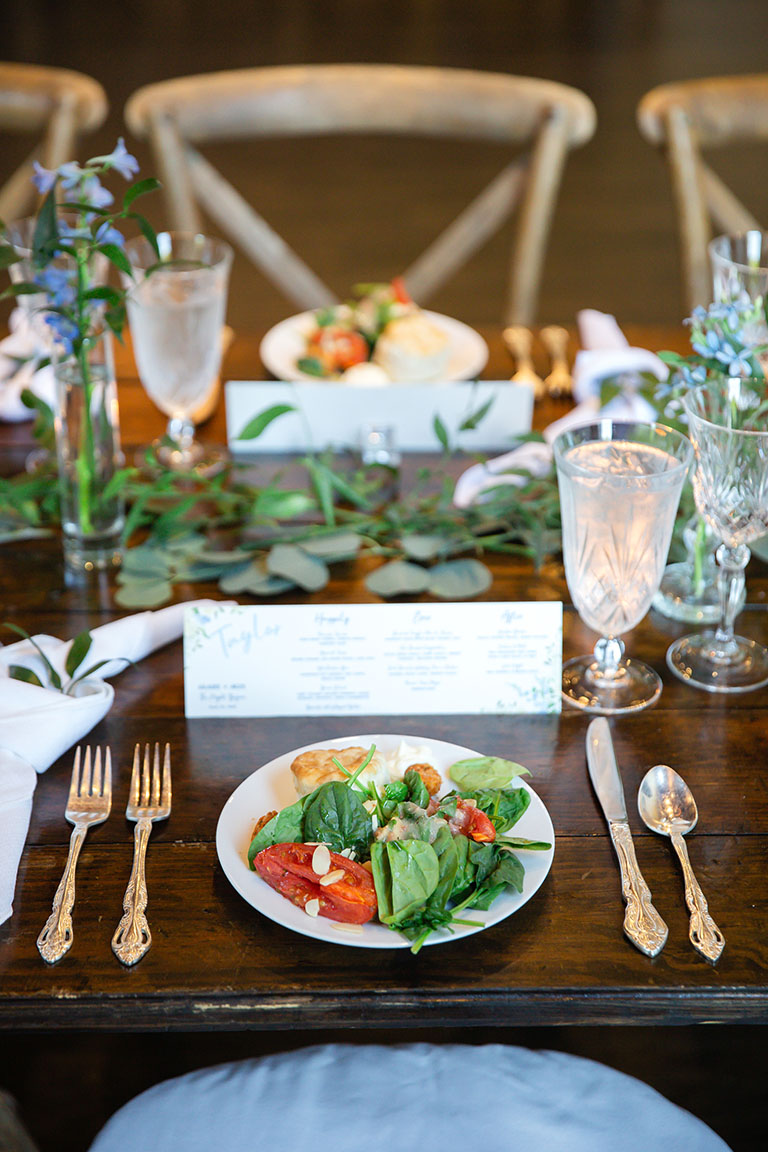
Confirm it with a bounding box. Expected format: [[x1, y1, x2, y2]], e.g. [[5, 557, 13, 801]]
[[259, 310, 489, 383], [216, 733, 555, 949]]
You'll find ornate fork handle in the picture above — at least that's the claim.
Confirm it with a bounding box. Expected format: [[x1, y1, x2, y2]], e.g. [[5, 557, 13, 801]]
[[37, 823, 88, 964], [670, 831, 725, 963], [112, 817, 153, 966], [609, 821, 669, 957]]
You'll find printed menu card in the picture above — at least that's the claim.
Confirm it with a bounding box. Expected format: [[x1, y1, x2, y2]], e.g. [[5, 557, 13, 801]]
[[183, 601, 562, 717]]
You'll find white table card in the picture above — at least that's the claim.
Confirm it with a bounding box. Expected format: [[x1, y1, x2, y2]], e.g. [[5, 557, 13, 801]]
[[225, 380, 534, 454], [183, 601, 562, 717]]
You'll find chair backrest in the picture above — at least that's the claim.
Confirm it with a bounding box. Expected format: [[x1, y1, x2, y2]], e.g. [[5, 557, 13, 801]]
[[637, 75, 768, 312], [124, 65, 595, 325], [0, 62, 108, 222]]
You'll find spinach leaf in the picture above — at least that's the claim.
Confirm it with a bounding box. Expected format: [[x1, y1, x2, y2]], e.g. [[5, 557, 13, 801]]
[[370, 839, 440, 925], [422, 825, 458, 917], [247, 797, 306, 865], [498, 835, 552, 851], [302, 780, 372, 858], [468, 847, 525, 909], [459, 785, 531, 834], [449, 833, 474, 899], [403, 767, 430, 809], [448, 755, 529, 790]]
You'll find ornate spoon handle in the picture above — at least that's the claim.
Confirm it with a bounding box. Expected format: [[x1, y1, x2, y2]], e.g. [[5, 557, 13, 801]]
[[37, 824, 87, 963], [671, 831, 725, 963], [112, 818, 153, 966], [609, 821, 669, 957]]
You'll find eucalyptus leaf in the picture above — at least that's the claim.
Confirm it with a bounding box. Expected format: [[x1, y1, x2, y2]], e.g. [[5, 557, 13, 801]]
[[365, 560, 430, 598], [301, 532, 362, 560], [219, 559, 295, 596], [428, 559, 492, 600], [401, 533, 449, 561], [120, 546, 173, 578], [266, 543, 329, 591], [114, 578, 174, 608]]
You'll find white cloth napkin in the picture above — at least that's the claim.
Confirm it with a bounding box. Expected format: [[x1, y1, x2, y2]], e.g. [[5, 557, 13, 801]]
[[454, 310, 668, 507], [0, 307, 56, 422], [0, 600, 221, 925]]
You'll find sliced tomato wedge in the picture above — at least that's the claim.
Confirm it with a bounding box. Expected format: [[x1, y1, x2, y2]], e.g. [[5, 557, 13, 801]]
[[448, 798, 496, 842], [253, 843, 378, 924], [390, 276, 412, 305], [306, 325, 369, 373]]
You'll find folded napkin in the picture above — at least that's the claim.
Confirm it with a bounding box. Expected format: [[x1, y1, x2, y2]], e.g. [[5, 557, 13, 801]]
[[454, 310, 668, 507], [0, 600, 222, 926], [0, 307, 56, 422]]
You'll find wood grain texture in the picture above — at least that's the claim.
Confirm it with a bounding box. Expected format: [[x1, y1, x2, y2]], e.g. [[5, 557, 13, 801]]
[[1, 326, 767, 1032]]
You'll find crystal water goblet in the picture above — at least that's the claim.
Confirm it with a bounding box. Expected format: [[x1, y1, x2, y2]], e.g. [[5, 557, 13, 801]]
[[667, 377, 768, 692], [123, 231, 233, 475], [554, 421, 693, 714]]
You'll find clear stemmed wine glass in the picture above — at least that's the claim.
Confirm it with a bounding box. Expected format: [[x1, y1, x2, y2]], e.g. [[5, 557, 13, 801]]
[[554, 421, 693, 714], [123, 231, 233, 475], [667, 377, 768, 693]]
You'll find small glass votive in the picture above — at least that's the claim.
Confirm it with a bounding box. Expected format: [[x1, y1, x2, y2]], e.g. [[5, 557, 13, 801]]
[[360, 423, 401, 468]]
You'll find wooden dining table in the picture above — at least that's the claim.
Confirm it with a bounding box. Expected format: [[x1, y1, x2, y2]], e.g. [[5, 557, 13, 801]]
[[0, 325, 766, 1146]]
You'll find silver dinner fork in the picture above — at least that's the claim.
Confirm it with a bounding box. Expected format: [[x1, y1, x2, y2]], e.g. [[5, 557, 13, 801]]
[[540, 324, 573, 398], [111, 743, 172, 966], [37, 746, 112, 964], [503, 325, 546, 399]]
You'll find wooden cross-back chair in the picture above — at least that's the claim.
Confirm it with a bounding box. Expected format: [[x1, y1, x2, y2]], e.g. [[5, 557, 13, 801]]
[[0, 63, 108, 223], [637, 75, 768, 312], [124, 65, 596, 325]]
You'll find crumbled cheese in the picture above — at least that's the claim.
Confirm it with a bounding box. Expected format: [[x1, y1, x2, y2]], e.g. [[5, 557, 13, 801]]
[[312, 844, 331, 875], [319, 868, 345, 887], [304, 898, 320, 918]]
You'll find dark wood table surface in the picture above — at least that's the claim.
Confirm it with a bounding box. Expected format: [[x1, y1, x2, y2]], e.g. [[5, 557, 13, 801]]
[[1, 325, 767, 1033]]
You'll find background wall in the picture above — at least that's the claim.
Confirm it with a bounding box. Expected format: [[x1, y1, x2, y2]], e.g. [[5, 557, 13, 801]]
[[4, 0, 768, 333]]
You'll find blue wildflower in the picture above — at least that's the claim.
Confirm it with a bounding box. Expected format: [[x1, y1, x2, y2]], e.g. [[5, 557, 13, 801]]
[[32, 162, 58, 195], [95, 221, 125, 248], [57, 162, 85, 190], [44, 312, 78, 355], [34, 266, 76, 310], [102, 138, 139, 180], [79, 175, 114, 210]]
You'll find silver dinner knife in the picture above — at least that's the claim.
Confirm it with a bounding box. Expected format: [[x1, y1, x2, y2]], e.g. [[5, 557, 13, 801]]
[[586, 718, 668, 957]]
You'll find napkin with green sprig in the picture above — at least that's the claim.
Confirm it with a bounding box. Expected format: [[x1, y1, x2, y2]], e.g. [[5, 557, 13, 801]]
[[0, 600, 223, 925]]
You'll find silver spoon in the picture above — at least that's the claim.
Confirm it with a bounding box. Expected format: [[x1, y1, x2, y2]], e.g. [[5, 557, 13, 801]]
[[638, 764, 725, 963]]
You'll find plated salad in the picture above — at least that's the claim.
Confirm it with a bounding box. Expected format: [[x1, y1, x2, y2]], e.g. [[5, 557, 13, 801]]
[[247, 743, 551, 953], [297, 280, 451, 382]]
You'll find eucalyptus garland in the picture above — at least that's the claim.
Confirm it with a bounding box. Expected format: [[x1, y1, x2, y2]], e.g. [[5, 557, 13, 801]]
[[0, 391, 563, 607]]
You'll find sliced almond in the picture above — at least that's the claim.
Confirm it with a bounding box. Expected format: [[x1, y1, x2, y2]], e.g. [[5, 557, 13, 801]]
[[363, 799, 377, 814], [311, 844, 331, 875], [319, 868, 345, 887], [332, 922, 363, 934], [304, 898, 320, 918]]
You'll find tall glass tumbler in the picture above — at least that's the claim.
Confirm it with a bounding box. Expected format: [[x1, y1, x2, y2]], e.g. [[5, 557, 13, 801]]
[[124, 231, 233, 475], [554, 421, 693, 714]]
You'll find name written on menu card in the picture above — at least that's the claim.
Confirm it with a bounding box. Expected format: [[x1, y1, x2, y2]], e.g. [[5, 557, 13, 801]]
[[183, 602, 563, 718]]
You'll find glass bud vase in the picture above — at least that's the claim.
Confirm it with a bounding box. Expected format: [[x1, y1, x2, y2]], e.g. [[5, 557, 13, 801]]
[[53, 330, 125, 573], [652, 512, 745, 623]]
